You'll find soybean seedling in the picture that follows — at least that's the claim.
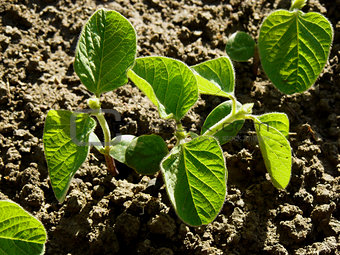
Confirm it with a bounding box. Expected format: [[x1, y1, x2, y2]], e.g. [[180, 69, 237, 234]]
[[225, 0, 333, 94], [191, 56, 291, 189], [43, 9, 292, 227], [43, 9, 138, 202], [127, 55, 292, 226], [127, 56, 227, 226], [43, 9, 226, 226]]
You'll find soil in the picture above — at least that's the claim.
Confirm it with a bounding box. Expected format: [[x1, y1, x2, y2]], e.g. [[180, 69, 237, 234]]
[[0, 0, 339, 254]]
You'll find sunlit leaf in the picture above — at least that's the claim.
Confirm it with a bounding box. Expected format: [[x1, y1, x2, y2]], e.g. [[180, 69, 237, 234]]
[[259, 10, 333, 94]]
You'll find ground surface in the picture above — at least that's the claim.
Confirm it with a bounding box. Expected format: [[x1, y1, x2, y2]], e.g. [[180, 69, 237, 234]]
[[0, 0, 339, 254]]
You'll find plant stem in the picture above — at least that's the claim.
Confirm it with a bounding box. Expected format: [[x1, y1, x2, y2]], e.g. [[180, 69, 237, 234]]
[[203, 94, 239, 136], [88, 96, 119, 176], [203, 112, 240, 137], [95, 112, 119, 176], [175, 121, 187, 145], [244, 114, 258, 122], [203, 102, 254, 137], [229, 94, 237, 116], [95, 112, 111, 153]]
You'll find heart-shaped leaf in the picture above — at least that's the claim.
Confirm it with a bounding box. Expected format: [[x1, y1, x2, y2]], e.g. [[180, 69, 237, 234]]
[[128, 57, 198, 121], [225, 31, 256, 62], [74, 9, 137, 95], [43, 110, 96, 202], [0, 200, 47, 255], [161, 136, 227, 226], [254, 117, 292, 189], [125, 134, 168, 175], [201, 101, 244, 145], [259, 10, 333, 94], [191, 57, 235, 97]]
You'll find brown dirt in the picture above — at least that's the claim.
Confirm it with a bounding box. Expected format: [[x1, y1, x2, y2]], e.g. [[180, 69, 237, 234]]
[[0, 0, 339, 254]]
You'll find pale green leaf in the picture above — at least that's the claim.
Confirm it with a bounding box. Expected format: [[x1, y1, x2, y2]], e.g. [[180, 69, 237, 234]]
[[191, 57, 235, 97], [43, 110, 96, 202], [0, 200, 47, 255], [109, 135, 135, 164], [128, 57, 198, 121], [254, 118, 292, 189], [259, 10, 333, 94], [89, 132, 103, 152], [74, 9, 137, 95], [161, 136, 227, 226], [126, 68, 165, 116], [225, 31, 256, 62], [257, 113, 290, 138]]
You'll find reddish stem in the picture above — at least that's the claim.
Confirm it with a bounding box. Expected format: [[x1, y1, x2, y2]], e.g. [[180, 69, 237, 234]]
[[104, 154, 119, 176]]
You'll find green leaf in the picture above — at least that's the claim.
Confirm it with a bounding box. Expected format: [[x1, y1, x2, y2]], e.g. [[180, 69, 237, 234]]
[[161, 136, 227, 226], [254, 118, 292, 189], [225, 31, 256, 62], [259, 10, 333, 94], [257, 113, 290, 138], [188, 131, 199, 139], [74, 9, 137, 95], [290, 0, 307, 10], [109, 135, 135, 164], [0, 200, 47, 255], [128, 57, 198, 121], [201, 101, 244, 145], [89, 131, 103, 152], [125, 134, 168, 175], [43, 110, 96, 202], [191, 57, 235, 97]]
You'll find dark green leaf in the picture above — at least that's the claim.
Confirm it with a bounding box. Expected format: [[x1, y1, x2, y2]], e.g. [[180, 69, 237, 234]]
[[125, 134, 168, 175], [225, 31, 256, 62]]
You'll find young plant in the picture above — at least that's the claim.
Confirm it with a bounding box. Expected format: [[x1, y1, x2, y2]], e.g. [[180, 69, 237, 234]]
[[191, 57, 291, 189], [127, 56, 227, 226], [0, 200, 47, 255], [43, 9, 138, 202], [225, 0, 333, 94], [128, 56, 292, 227], [43, 9, 292, 227]]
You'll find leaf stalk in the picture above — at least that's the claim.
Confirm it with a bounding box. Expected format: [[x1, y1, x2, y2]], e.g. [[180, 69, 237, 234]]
[[203, 100, 254, 137], [175, 121, 187, 145]]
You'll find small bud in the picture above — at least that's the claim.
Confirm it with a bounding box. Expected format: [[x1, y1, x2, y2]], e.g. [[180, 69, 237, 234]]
[[240, 103, 254, 115], [290, 0, 307, 11], [88, 98, 101, 110]]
